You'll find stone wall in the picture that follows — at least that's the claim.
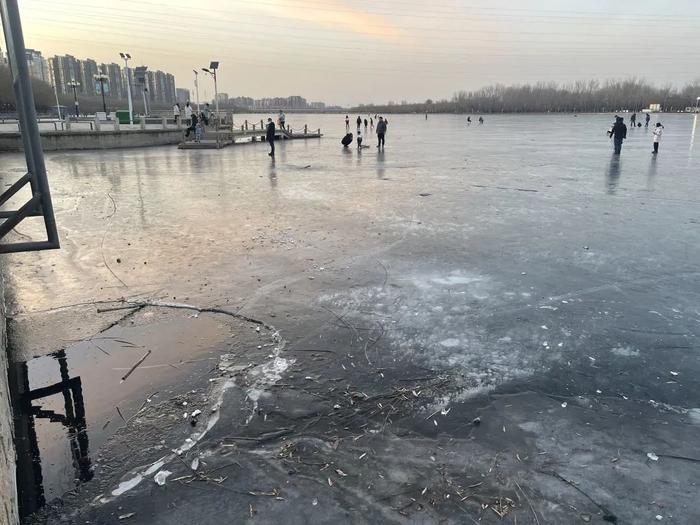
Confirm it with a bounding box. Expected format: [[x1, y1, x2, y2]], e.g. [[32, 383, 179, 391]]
[[0, 272, 19, 525], [0, 129, 183, 152]]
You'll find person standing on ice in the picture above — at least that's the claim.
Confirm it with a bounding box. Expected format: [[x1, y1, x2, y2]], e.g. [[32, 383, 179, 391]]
[[609, 116, 627, 155], [652, 122, 664, 155], [376, 116, 387, 149], [266, 118, 276, 157]]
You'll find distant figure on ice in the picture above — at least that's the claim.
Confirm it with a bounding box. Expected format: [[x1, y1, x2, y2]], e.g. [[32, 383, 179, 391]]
[[376, 116, 387, 149], [645, 113, 651, 127], [425, 112, 428, 120], [202, 103, 211, 126], [356, 115, 362, 131], [630, 113, 636, 127], [266, 118, 276, 157], [173, 102, 180, 125], [467, 116, 472, 125], [478, 116, 484, 124], [185, 111, 198, 138], [370, 117, 374, 129], [364, 118, 368, 132], [278, 110, 286, 131], [357, 128, 363, 149], [652, 122, 664, 154], [608, 116, 627, 155], [345, 115, 350, 132], [194, 119, 204, 143]]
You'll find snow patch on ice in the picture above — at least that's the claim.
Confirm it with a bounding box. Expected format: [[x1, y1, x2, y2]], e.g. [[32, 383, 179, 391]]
[[611, 346, 640, 357]]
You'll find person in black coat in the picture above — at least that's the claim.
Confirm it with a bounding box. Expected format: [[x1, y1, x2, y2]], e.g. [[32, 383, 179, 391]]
[[185, 112, 198, 138], [266, 118, 276, 156], [608, 116, 627, 155]]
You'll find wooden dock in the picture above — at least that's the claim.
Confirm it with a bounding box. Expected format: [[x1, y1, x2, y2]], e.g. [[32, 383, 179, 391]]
[[178, 125, 322, 150]]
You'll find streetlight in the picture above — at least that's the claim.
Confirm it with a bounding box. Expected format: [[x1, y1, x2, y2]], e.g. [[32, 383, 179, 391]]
[[202, 61, 219, 127], [94, 74, 108, 114], [48, 61, 62, 120], [192, 69, 200, 113], [66, 79, 80, 117], [119, 52, 133, 124]]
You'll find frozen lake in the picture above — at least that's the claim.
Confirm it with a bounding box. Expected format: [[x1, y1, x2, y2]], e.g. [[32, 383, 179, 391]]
[[3, 112, 700, 523]]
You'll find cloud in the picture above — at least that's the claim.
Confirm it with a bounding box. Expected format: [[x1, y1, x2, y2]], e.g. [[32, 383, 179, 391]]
[[249, 0, 402, 40]]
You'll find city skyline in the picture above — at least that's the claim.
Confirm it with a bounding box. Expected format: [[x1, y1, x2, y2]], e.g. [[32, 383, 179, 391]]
[[2, 0, 699, 107], [1, 46, 339, 110]]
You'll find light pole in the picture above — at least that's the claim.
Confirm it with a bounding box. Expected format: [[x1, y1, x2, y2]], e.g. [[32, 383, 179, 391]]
[[48, 60, 62, 120], [94, 73, 108, 114], [202, 61, 220, 127], [119, 52, 133, 124], [193, 69, 200, 113], [66, 79, 80, 117]]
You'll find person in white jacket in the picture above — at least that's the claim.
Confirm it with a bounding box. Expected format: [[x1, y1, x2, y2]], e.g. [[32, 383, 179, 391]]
[[173, 103, 181, 125], [652, 122, 664, 155]]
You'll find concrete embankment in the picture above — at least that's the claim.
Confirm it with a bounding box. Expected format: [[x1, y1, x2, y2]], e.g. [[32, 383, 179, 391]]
[[0, 272, 18, 525], [0, 129, 183, 152]]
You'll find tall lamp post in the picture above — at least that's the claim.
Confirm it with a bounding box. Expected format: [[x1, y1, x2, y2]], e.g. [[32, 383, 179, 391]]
[[119, 52, 133, 124], [48, 61, 62, 120], [94, 73, 108, 114], [192, 69, 200, 113], [66, 79, 80, 117], [202, 61, 219, 127]]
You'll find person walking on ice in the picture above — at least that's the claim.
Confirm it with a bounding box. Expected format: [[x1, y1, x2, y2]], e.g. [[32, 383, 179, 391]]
[[345, 115, 350, 132], [652, 122, 664, 155], [645, 113, 651, 127], [173, 102, 180, 126], [608, 116, 627, 155], [266, 118, 276, 157], [376, 116, 387, 149]]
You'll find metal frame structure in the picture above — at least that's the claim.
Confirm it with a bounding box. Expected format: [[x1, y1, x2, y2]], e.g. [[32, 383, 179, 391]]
[[0, 0, 59, 253]]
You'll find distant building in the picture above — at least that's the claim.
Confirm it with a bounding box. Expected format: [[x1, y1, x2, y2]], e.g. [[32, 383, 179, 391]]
[[309, 101, 326, 110], [101, 62, 124, 99], [25, 49, 49, 82], [49, 55, 81, 94], [216, 92, 229, 104], [287, 95, 307, 109], [176, 88, 191, 103], [79, 58, 100, 95], [145, 70, 175, 103]]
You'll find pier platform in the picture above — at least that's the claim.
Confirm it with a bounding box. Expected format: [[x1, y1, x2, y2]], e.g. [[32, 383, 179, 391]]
[[177, 126, 322, 149]]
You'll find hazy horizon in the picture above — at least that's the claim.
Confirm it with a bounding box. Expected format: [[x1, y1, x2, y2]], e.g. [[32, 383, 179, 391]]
[[2, 0, 699, 107]]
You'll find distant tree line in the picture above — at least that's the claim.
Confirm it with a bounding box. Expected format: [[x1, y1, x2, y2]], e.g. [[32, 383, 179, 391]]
[[353, 79, 700, 114], [0, 64, 56, 112]]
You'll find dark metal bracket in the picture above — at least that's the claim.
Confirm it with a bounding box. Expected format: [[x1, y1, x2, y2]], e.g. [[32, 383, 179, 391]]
[[0, 0, 59, 253]]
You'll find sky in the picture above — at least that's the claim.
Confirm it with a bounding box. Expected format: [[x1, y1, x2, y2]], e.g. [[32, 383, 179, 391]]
[[2, 0, 700, 106]]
